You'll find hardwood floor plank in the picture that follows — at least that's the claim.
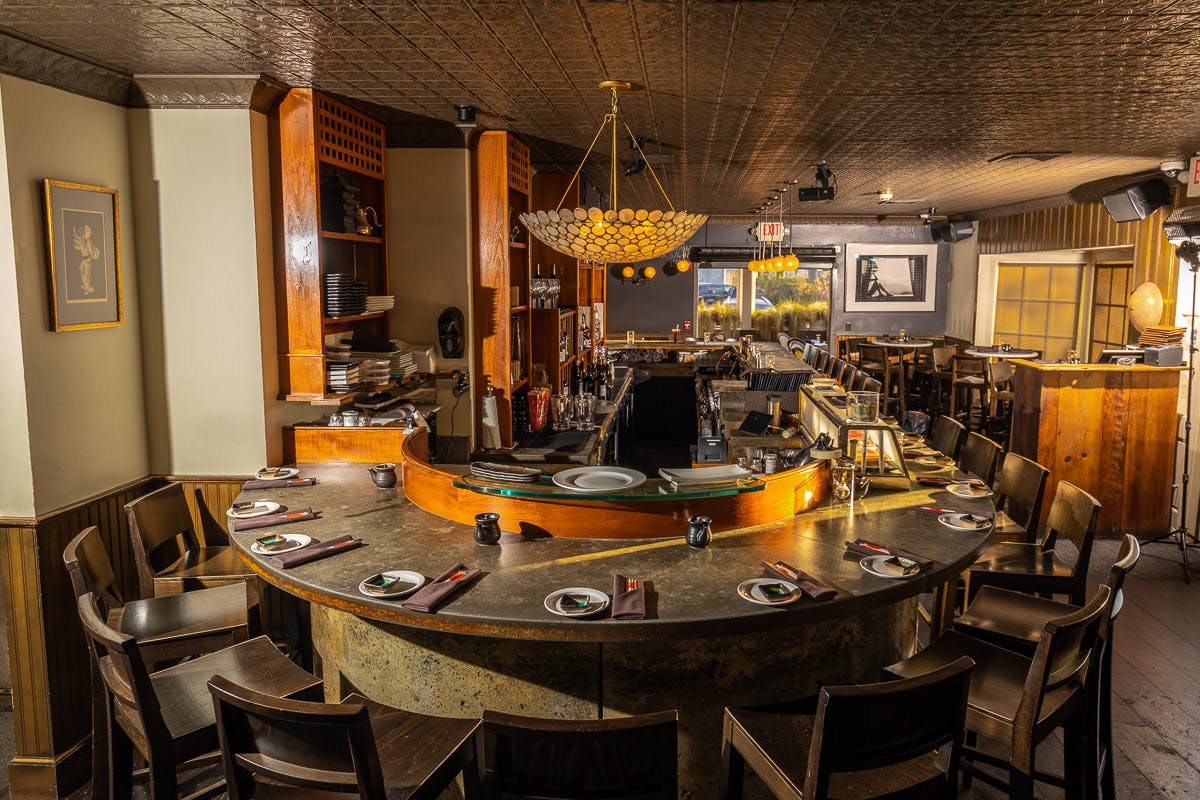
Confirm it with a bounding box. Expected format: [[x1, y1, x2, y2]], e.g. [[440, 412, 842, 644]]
[[1110, 669, 1200, 798]]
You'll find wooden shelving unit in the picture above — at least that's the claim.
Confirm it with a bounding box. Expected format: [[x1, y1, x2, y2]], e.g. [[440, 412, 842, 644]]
[[271, 88, 391, 405]]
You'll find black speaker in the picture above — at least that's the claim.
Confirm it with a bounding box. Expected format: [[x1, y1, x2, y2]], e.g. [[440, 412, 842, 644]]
[[1102, 178, 1171, 222], [930, 220, 975, 243]]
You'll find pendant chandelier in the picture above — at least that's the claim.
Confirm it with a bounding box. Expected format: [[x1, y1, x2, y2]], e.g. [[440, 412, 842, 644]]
[[748, 184, 800, 273], [519, 81, 707, 264]]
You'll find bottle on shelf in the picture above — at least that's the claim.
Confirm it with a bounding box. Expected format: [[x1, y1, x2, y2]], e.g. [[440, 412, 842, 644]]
[[532, 264, 543, 309], [548, 264, 560, 308]]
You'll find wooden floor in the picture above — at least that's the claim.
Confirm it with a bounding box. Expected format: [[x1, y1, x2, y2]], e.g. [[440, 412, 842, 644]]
[[5, 539, 1198, 800]]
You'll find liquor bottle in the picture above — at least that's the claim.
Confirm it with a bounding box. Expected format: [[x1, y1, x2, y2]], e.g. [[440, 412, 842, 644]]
[[533, 264, 543, 308]]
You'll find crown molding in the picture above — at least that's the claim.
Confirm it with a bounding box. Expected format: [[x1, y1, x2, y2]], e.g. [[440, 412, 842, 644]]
[[0, 28, 131, 105], [130, 73, 288, 112]]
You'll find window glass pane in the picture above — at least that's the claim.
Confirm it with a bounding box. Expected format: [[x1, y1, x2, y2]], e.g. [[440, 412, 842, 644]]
[[1024, 267, 1051, 299], [1021, 302, 1049, 333], [996, 268, 1024, 299]]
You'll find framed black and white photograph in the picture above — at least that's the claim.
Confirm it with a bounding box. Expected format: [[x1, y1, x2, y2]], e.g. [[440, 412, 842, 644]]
[[844, 243, 937, 312], [43, 179, 122, 331]]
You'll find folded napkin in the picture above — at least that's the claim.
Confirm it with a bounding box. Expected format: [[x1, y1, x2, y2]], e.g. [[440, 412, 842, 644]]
[[844, 539, 934, 569], [241, 477, 317, 490], [269, 534, 363, 569], [401, 563, 481, 613], [761, 560, 837, 601], [612, 574, 646, 620], [230, 508, 316, 531]]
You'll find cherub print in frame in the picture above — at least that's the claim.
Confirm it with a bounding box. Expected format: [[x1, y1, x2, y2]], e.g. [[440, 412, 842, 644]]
[[43, 179, 122, 331]]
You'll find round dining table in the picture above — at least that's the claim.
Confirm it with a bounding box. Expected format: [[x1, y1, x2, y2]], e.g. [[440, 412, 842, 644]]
[[872, 337, 933, 416]]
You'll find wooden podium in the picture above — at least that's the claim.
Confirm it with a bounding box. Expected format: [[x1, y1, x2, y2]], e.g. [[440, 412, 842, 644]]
[[1009, 360, 1182, 537]]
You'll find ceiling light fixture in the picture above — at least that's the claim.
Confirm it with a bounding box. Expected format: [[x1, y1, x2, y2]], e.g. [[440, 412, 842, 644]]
[[519, 81, 707, 263]]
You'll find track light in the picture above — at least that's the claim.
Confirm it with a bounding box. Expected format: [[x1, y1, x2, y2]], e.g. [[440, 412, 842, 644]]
[[623, 156, 647, 177]]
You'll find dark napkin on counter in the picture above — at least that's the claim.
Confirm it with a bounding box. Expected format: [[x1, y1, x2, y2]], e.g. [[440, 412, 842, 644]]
[[241, 477, 317, 490], [612, 574, 646, 620], [761, 560, 837, 601], [230, 508, 317, 531], [401, 562, 481, 613], [916, 476, 986, 488], [269, 534, 363, 569], [917, 505, 995, 520], [844, 539, 934, 570]]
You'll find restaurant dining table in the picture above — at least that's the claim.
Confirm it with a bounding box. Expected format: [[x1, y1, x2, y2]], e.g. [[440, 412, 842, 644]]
[[964, 346, 1040, 360], [872, 337, 933, 416]]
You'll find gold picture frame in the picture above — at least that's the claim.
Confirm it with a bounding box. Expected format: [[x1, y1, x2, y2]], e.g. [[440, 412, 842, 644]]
[[43, 179, 122, 331]]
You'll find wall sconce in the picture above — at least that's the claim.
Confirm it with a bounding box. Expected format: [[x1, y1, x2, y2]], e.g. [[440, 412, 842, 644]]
[[611, 263, 659, 286]]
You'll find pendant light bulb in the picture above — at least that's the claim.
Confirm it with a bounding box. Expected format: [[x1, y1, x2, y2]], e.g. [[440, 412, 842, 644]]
[[640, 265, 657, 280], [676, 258, 692, 273], [621, 265, 636, 279]]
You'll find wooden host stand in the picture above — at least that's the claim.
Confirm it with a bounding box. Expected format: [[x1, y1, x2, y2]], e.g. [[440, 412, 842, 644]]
[[1009, 360, 1182, 537]]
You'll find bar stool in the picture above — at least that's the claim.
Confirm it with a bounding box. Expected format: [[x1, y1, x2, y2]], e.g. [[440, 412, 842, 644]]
[[909, 345, 956, 416], [993, 453, 1050, 543], [987, 359, 1016, 420], [957, 432, 1003, 485], [929, 415, 966, 460], [477, 709, 678, 800], [720, 657, 974, 800], [884, 586, 1111, 800], [858, 345, 901, 414], [949, 355, 988, 430], [76, 591, 322, 799], [953, 535, 1139, 800], [967, 479, 1100, 605], [209, 675, 479, 800]]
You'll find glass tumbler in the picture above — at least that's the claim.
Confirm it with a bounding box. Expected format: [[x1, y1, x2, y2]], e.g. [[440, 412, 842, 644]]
[[831, 460, 856, 505], [575, 394, 597, 431], [551, 393, 570, 430], [847, 391, 880, 423]]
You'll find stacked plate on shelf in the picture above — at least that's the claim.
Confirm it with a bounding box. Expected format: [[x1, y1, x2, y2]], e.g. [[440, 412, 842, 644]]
[[327, 361, 361, 391], [365, 295, 395, 313], [470, 462, 542, 483], [324, 274, 367, 318]]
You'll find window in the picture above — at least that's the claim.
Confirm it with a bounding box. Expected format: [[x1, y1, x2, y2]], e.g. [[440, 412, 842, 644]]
[[1090, 262, 1135, 360], [696, 267, 741, 337], [994, 262, 1083, 360], [751, 265, 830, 341]]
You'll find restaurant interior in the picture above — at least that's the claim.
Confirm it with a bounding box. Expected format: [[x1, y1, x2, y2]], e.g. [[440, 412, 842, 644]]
[[2, 2, 1200, 799]]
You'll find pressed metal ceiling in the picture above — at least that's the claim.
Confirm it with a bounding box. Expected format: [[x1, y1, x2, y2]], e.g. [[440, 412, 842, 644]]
[[3, 0, 1200, 218]]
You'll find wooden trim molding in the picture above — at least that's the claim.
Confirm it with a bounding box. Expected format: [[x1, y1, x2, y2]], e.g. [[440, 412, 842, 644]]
[[129, 73, 288, 112], [0, 28, 131, 105]]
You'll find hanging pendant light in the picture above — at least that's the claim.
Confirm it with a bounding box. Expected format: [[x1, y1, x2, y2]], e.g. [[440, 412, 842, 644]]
[[519, 81, 708, 264]]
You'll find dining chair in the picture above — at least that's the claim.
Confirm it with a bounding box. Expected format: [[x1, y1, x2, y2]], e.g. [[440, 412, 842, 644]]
[[929, 415, 967, 460], [209, 674, 479, 800], [949, 355, 988, 430], [953, 535, 1139, 800], [76, 591, 322, 800], [993, 452, 1050, 543], [801, 342, 815, 364], [957, 432, 1003, 485], [720, 657, 974, 800], [884, 586, 1111, 800], [967, 479, 1100, 605], [814, 349, 831, 374], [828, 357, 847, 384], [911, 345, 956, 416], [858, 345, 901, 413], [988, 359, 1016, 420], [476, 709, 678, 800]]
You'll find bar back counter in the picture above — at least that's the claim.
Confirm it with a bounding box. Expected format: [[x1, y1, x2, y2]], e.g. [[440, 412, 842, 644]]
[[230, 430, 992, 798]]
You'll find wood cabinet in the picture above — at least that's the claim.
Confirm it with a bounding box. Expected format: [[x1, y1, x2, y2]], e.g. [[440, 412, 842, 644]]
[[270, 88, 390, 405]]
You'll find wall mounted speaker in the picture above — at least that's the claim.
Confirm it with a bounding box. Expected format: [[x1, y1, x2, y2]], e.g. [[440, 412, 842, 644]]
[[1102, 178, 1171, 222], [930, 220, 975, 243]]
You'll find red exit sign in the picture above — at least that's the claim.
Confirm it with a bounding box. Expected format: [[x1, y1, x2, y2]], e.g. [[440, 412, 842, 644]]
[[1189, 154, 1200, 198], [755, 222, 787, 242]]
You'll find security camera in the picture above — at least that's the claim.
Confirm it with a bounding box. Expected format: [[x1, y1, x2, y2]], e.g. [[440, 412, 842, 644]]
[[1161, 159, 1187, 178]]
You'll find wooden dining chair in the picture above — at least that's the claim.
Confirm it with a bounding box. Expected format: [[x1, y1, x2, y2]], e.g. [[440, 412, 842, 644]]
[[858, 345, 900, 413], [929, 415, 966, 460], [209, 674, 479, 800], [828, 357, 847, 384], [953, 536, 1140, 800], [815, 349, 832, 374], [476, 709, 678, 800], [884, 585, 1111, 800], [987, 359, 1016, 420], [720, 657, 974, 800], [76, 591, 322, 800], [858, 375, 882, 394], [993, 452, 1050, 543], [967, 479, 1100, 605], [910, 345, 956, 416], [957, 432, 1003, 485]]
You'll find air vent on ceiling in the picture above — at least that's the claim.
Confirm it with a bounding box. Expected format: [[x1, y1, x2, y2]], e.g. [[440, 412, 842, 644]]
[[987, 151, 1070, 164]]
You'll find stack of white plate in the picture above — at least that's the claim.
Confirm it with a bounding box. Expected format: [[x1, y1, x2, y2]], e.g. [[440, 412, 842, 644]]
[[659, 464, 752, 485], [366, 295, 395, 313], [470, 462, 542, 483]]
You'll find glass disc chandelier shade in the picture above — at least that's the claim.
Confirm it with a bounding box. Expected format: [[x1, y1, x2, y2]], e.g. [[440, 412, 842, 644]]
[[518, 81, 708, 264]]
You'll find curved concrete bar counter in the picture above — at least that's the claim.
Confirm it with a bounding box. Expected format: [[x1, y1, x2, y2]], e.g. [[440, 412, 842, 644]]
[[230, 435, 991, 798]]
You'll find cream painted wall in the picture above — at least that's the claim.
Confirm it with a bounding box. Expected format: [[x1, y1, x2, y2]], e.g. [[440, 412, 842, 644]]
[[386, 148, 474, 451], [0, 75, 149, 515], [945, 233, 978, 340], [0, 81, 35, 518]]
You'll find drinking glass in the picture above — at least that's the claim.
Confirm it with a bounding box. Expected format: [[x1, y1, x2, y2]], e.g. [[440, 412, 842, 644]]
[[831, 460, 855, 505], [551, 393, 570, 430], [847, 391, 880, 423], [575, 394, 596, 430]]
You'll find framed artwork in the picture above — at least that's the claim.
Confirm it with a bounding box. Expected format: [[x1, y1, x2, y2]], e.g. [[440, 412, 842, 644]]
[[43, 179, 122, 331], [844, 243, 938, 312]]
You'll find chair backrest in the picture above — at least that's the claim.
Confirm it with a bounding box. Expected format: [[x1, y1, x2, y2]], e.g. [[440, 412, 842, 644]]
[[802, 342, 815, 363], [859, 376, 882, 394], [126, 482, 202, 599], [1041, 481, 1101, 585], [63, 526, 124, 616], [995, 452, 1050, 540], [951, 354, 986, 380], [477, 709, 678, 800], [858, 344, 890, 369], [929, 415, 967, 458], [838, 361, 857, 388], [777, 331, 791, 347], [988, 359, 1014, 388], [957, 432, 1002, 484], [804, 656, 974, 799], [1103, 534, 1139, 636], [849, 370, 866, 391], [209, 675, 387, 799], [931, 345, 956, 370], [1014, 585, 1110, 763], [829, 358, 846, 383], [815, 349, 831, 373]]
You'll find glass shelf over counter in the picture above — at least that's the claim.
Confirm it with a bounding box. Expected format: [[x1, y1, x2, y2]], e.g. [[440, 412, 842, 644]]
[[452, 474, 766, 502]]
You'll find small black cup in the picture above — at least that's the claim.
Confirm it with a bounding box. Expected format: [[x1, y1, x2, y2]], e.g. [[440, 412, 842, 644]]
[[685, 515, 712, 548], [369, 463, 397, 488], [474, 512, 502, 545]]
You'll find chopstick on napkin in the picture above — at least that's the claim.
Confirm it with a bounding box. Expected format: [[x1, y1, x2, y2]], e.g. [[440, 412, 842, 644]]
[[401, 563, 481, 613], [241, 477, 317, 490], [269, 534, 363, 569], [612, 574, 646, 620], [916, 476, 988, 487], [761, 560, 837, 601], [917, 505, 995, 519], [230, 508, 317, 531], [844, 539, 934, 570]]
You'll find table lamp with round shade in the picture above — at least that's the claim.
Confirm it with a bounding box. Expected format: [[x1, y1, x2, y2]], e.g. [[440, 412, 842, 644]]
[[1128, 281, 1164, 332]]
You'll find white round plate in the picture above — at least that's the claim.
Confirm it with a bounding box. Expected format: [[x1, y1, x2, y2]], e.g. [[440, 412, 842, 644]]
[[544, 587, 609, 617], [737, 578, 801, 606], [552, 467, 647, 492], [257, 467, 299, 479], [946, 483, 993, 499], [860, 555, 918, 579], [938, 513, 993, 532], [249, 532, 311, 554], [227, 501, 281, 519], [357, 570, 425, 599], [685, 336, 697, 342]]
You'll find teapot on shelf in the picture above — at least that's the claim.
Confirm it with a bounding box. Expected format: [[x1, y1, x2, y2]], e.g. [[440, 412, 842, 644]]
[[354, 205, 382, 236]]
